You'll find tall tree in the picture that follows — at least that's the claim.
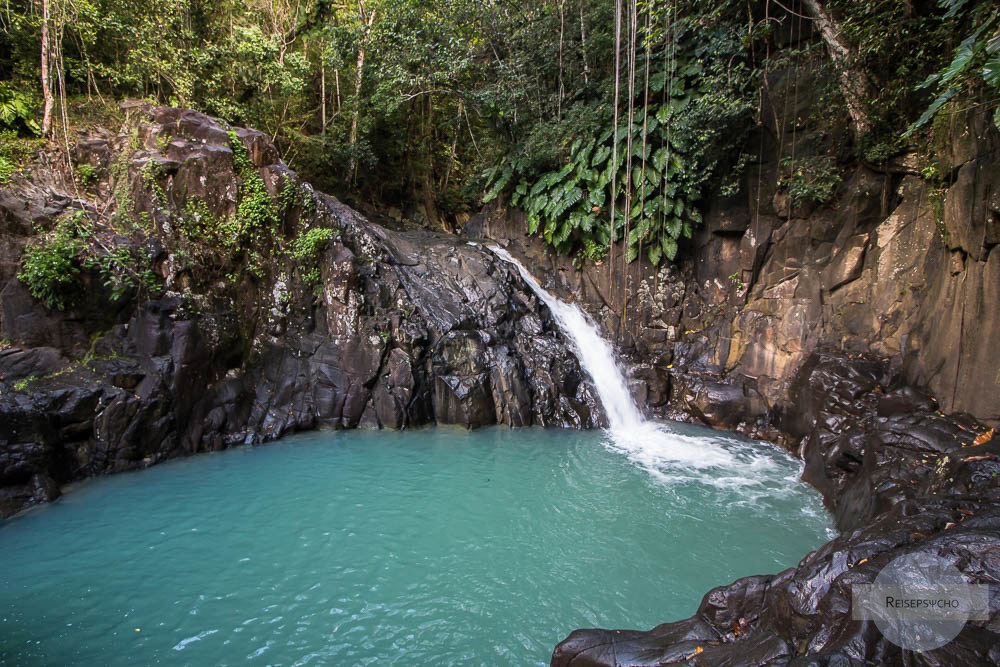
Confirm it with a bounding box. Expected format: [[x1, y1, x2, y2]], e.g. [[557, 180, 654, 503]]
[[39, 0, 53, 136], [347, 0, 376, 181], [802, 0, 874, 140]]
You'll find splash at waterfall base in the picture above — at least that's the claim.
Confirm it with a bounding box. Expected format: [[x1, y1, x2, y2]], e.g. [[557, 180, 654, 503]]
[[551, 353, 1000, 666]]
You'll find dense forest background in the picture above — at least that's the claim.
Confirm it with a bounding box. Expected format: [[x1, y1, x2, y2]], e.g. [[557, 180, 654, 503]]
[[1, 0, 999, 266]]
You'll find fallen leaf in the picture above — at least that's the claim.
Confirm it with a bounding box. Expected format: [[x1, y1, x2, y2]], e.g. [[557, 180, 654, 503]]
[[856, 558, 868, 566], [945, 522, 956, 530], [963, 454, 997, 462], [695, 646, 703, 655], [911, 532, 930, 540], [957, 508, 974, 516], [973, 427, 995, 446]]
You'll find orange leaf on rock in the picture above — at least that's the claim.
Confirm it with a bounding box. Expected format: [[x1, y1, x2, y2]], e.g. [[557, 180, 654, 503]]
[[973, 427, 995, 446]]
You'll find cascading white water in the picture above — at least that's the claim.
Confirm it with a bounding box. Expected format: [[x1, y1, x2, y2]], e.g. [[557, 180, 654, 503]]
[[488, 246, 643, 431], [488, 245, 783, 480]]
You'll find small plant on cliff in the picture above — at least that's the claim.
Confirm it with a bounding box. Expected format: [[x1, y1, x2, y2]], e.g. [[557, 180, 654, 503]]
[[19, 214, 86, 310], [279, 175, 304, 214], [778, 156, 842, 207], [0, 155, 13, 184], [12, 376, 36, 392], [291, 226, 337, 287], [227, 129, 279, 241], [19, 210, 160, 310], [920, 162, 949, 244], [75, 163, 99, 186]]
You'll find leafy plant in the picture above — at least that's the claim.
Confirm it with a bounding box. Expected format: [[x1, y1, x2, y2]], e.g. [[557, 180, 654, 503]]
[[19, 209, 160, 310], [19, 214, 86, 310], [779, 156, 842, 207], [227, 130, 279, 240], [76, 163, 99, 186], [484, 44, 752, 266], [291, 226, 337, 286], [0, 82, 40, 135], [904, 1, 1000, 136], [0, 156, 13, 185]]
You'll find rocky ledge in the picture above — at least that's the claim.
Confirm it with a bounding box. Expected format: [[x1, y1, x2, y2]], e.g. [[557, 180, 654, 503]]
[[0, 104, 603, 517], [553, 352, 1000, 665]]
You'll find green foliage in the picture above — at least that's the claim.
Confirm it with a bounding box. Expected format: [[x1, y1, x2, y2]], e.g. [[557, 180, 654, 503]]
[[291, 226, 337, 287], [280, 176, 303, 213], [0, 156, 13, 185], [779, 156, 842, 207], [228, 130, 279, 245], [484, 7, 754, 266], [18, 209, 160, 310], [0, 129, 44, 184], [19, 214, 85, 310], [75, 163, 99, 186], [0, 82, 40, 135], [83, 245, 159, 302], [903, 2, 1000, 136]]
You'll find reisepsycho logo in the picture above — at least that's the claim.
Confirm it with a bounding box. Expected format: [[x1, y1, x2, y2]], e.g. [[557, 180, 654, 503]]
[[853, 552, 991, 651]]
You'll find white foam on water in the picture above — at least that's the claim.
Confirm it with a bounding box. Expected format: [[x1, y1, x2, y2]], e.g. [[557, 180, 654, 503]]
[[489, 246, 794, 489]]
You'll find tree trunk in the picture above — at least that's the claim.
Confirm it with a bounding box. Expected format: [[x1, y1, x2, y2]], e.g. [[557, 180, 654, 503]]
[[40, 0, 54, 137], [801, 0, 873, 140], [442, 99, 462, 194], [335, 69, 341, 113], [348, 1, 377, 180], [420, 95, 445, 232]]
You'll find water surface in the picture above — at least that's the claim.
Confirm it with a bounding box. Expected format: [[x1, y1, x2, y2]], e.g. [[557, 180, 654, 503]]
[[1, 425, 831, 666]]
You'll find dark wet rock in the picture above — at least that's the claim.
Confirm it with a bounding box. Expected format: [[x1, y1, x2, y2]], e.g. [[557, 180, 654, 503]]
[[552, 353, 1000, 666], [0, 103, 600, 517]]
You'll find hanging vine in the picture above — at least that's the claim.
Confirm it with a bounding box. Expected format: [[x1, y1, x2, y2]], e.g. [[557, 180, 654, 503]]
[[483, 0, 756, 268]]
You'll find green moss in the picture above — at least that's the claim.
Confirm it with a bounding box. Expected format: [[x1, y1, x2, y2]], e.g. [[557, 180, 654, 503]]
[[13, 376, 36, 392]]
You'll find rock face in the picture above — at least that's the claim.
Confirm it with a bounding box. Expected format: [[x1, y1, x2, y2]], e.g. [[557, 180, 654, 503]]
[[0, 104, 602, 517], [469, 113, 1000, 434], [552, 352, 1000, 666]]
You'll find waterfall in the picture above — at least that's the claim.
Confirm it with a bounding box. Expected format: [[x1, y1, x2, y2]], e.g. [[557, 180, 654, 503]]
[[488, 246, 644, 430], [489, 245, 769, 477]]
